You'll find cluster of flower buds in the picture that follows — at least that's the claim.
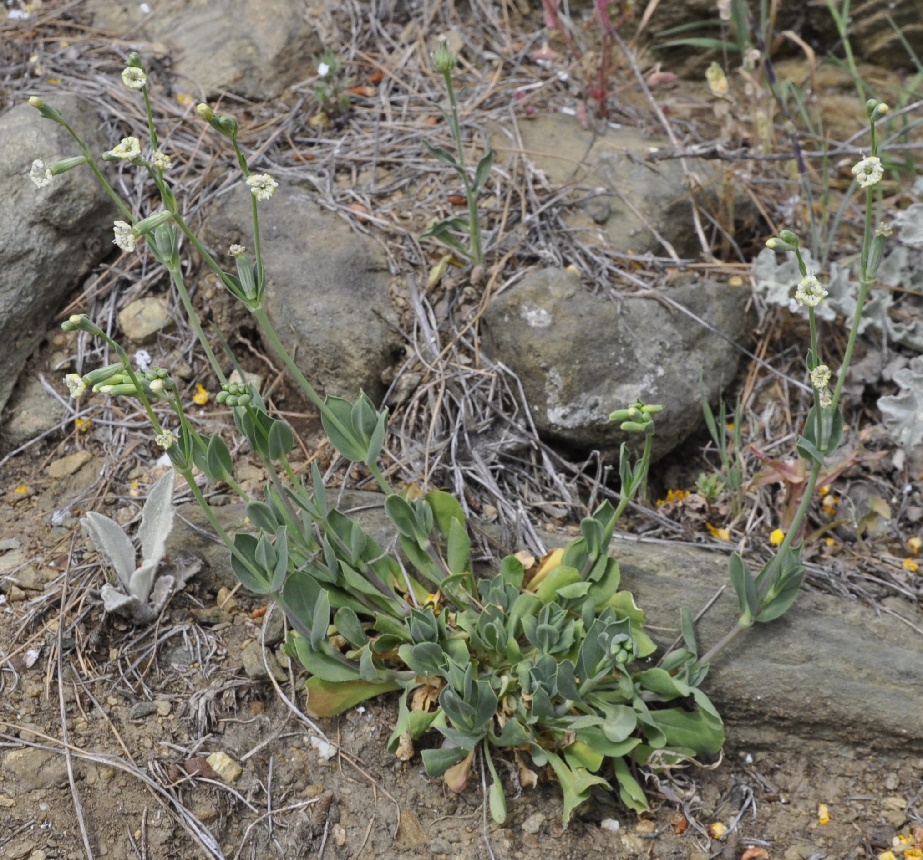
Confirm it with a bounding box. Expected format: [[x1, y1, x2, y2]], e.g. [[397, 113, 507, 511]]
[[215, 381, 253, 407], [63, 359, 175, 401], [609, 401, 664, 434]]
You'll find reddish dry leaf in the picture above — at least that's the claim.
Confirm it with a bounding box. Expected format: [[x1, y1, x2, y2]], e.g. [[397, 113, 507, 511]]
[[741, 849, 770, 860], [368, 68, 384, 84], [670, 813, 688, 835], [447, 195, 466, 206], [347, 85, 376, 97], [444, 751, 475, 793]]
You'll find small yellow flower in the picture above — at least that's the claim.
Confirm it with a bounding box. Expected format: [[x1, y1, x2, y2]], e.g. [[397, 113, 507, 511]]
[[193, 383, 209, 406], [903, 558, 919, 573], [821, 495, 839, 515], [878, 851, 898, 860], [908, 536, 922, 555], [825, 537, 836, 547], [903, 849, 923, 860], [707, 822, 727, 839], [14, 484, 28, 494], [706, 523, 731, 542], [819, 485, 831, 496], [818, 802, 830, 824], [75, 417, 91, 432], [770, 529, 785, 546], [656, 488, 690, 506]]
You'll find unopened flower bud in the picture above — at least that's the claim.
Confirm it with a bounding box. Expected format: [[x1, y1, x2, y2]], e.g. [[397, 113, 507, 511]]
[[29, 96, 44, 109], [133, 210, 173, 236], [433, 41, 457, 74], [196, 103, 215, 122]]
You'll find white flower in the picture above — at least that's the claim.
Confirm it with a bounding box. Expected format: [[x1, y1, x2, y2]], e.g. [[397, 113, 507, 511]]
[[317, 62, 330, 78], [810, 364, 832, 390], [818, 388, 833, 409], [106, 137, 142, 160], [64, 373, 87, 399], [113, 220, 137, 252], [794, 274, 828, 308], [155, 431, 175, 450], [246, 173, 278, 201], [852, 155, 883, 188], [121, 67, 147, 90], [229, 243, 246, 257], [134, 349, 152, 371], [151, 150, 171, 170], [29, 159, 53, 188]]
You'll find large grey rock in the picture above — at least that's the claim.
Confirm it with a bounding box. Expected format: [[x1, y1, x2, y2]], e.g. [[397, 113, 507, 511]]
[[86, 0, 323, 101], [491, 115, 723, 258], [203, 184, 399, 401], [0, 95, 118, 422], [480, 267, 750, 461]]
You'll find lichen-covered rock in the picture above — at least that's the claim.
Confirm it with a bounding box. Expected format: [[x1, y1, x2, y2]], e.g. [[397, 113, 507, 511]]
[[203, 184, 398, 402], [480, 267, 751, 461], [0, 94, 118, 421]]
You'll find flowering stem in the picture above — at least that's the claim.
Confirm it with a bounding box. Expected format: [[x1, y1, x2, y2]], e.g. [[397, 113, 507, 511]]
[[250, 305, 394, 496], [56, 119, 134, 222], [831, 187, 875, 416], [164, 262, 227, 385]]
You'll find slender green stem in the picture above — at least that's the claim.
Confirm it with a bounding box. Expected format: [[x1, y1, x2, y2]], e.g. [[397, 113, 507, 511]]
[[58, 120, 134, 222], [251, 306, 393, 496], [830, 188, 875, 415], [165, 264, 227, 384]]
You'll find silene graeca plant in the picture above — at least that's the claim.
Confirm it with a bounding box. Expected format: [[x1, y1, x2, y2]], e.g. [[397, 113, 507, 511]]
[[32, 53, 887, 826], [421, 42, 493, 267]]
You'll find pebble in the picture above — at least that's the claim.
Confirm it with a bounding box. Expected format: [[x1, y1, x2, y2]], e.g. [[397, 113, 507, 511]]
[[429, 838, 452, 855], [521, 812, 545, 834], [129, 701, 158, 720], [2, 748, 69, 791], [206, 751, 243, 784], [155, 699, 172, 717], [6, 585, 25, 602], [13, 566, 46, 592], [784, 844, 821, 860], [118, 296, 170, 341], [240, 639, 286, 680], [46, 450, 93, 479]]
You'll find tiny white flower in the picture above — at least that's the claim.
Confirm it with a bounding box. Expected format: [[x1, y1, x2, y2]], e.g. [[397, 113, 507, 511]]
[[229, 243, 246, 257], [121, 67, 147, 90], [134, 349, 152, 371], [246, 173, 278, 201], [113, 220, 137, 252], [317, 62, 330, 78], [30, 159, 53, 188], [155, 431, 175, 450], [810, 364, 832, 390], [139, 3, 151, 13], [106, 136, 142, 160], [64, 373, 87, 399], [151, 150, 171, 170], [794, 274, 828, 308], [852, 155, 883, 188]]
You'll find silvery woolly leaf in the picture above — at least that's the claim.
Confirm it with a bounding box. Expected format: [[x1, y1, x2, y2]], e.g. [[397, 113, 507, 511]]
[[895, 203, 923, 248], [879, 357, 923, 450], [129, 560, 158, 606], [148, 574, 175, 614], [137, 469, 175, 567], [100, 583, 138, 615], [83, 511, 136, 588]]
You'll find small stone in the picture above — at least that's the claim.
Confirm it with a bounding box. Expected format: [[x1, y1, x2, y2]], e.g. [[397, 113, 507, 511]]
[[600, 818, 620, 832], [216, 586, 237, 612], [206, 751, 243, 784], [429, 839, 452, 856], [118, 296, 171, 341], [155, 699, 172, 717], [521, 812, 545, 834], [7, 585, 26, 602], [46, 450, 93, 479], [333, 824, 346, 847], [129, 701, 158, 720], [784, 845, 821, 860], [0, 537, 21, 551], [2, 747, 69, 791], [584, 196, 611, 224], [240, 639, 286, 680], [13, 566, 46, 592], [190, 606, 231, 626]]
